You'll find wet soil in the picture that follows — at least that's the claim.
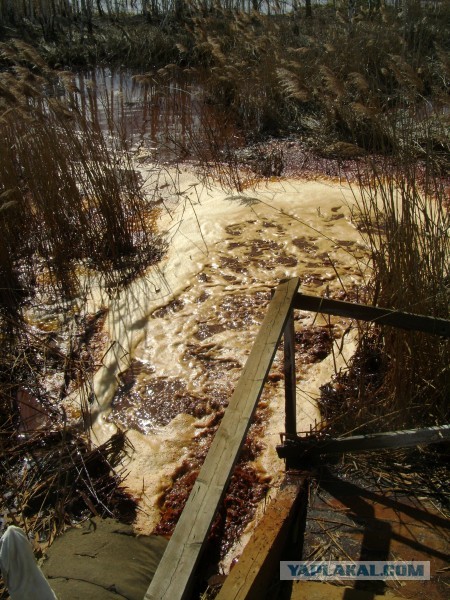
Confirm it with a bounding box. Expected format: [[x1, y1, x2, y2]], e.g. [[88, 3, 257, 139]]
[[236, 139, 367, 183]]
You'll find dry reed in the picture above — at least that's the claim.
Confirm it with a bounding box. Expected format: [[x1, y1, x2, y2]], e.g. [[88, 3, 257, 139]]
[[0, 43, 164, 578], [0, 40, 165, 323]]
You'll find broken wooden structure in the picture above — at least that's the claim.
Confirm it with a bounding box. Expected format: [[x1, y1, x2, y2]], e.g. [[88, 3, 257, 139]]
[[144, 277, 450, 600]]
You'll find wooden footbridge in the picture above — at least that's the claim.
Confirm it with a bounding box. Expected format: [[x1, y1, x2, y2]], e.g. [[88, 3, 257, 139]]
[[144, 277, 450, 600]]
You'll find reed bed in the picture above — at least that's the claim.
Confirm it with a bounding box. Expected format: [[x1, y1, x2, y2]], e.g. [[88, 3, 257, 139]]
[[0, 41, 165, 318], [0, 7, 448, 589], [181, 4, 449, 152], [0, 43, 164, 580], [352, 160, 448, 428]]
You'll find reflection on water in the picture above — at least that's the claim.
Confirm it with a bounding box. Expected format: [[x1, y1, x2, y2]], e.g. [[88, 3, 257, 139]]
[[64, 68, 242, 163]]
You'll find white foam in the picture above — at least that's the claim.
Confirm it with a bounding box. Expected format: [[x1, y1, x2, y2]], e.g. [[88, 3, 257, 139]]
[[84, 168, 368, 535]]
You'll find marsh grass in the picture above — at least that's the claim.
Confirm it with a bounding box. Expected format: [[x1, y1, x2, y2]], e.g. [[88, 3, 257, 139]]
[[0, 313, 138, 584], [0, 3, 448, 570], [182, 4, 449, 152], [351, 154, 449, 430], [0, 41, 165, 320], [320, 113, 449, 435], [0, 42, 165, 562]]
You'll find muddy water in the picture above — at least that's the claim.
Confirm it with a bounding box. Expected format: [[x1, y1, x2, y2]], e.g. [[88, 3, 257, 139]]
[[87, 168, 369, 564], [66, 68, 241, 162]]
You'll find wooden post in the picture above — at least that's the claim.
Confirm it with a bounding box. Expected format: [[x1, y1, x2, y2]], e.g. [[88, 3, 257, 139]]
[[215, 473, 308, 600], [144, 278, 300, 600], [284, 309, 297, 440]]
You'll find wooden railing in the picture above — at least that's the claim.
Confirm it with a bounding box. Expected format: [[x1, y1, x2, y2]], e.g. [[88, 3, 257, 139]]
[[144, 278, 450, 600], [293, 293, 450, 337], [144, 277, 301, 600]]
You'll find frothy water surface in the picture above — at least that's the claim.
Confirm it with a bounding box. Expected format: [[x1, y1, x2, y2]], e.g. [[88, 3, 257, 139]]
[[88, 169, 368, 551]]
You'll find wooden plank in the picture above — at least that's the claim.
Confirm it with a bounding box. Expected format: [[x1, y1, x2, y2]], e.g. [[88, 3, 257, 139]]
[[284, 310, 297, 440], [293, 293, 450, 338], [277, 424, 450, 461], [144, 277, 300, 600], [215, 473, 308, 600]]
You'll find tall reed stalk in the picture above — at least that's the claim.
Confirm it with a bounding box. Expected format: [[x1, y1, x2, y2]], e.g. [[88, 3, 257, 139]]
[[0, 41, 164, 325], [0, 43, 162, 564], [349, 111, 449, 431]]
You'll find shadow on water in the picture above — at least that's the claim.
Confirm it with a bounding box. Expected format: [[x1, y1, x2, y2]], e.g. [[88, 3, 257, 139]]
[[62, 67, 244, 163]]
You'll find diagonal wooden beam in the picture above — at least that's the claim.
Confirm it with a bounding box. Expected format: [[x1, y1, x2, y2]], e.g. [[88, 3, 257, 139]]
[[144, 277, 300, 600]]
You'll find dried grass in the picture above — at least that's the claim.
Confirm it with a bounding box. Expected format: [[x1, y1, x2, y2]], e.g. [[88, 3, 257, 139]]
[[0, 43, 164, 583], [0, 41, 165, 324]]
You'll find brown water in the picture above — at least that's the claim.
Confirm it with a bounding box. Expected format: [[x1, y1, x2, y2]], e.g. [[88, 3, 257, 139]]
[[22, 158, 368, 564], [24, 67, 371, 561], [81, 170, 369, 564], [49, 69, 371, 561], [64, 68, 242, 163]]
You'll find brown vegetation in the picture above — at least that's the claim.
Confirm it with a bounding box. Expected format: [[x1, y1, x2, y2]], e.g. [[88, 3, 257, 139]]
[[0, 41, 165, 321], [0, 42, 165, 582], [0, 5, 448, 593]]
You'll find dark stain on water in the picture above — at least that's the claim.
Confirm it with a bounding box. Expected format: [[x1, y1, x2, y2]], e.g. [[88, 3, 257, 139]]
[[183, 343, 241, 377], [196, 290, 210, 304], [262, 220, 284, 231], [292, 236, 318, 253], [194, 322, 226, 340], [247, 239, 282, 257], [219, 256, 248, 274], [295, 326, 334, 366], [219, 291, 271, 329], [224, 224, 243, 236], [152, 298, 184, 318], [153, 393, 271, 559], [112, 374, 209, 432], [276, 255, 298, 266]]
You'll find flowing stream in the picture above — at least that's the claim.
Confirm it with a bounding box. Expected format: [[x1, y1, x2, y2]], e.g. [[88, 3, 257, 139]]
[[84, 165, 369, 565], [56, 68, 370, 564]]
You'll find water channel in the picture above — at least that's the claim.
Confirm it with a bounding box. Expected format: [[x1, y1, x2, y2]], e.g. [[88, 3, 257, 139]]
[[63, 68, 370, 566], [63, 67, 243, 165]]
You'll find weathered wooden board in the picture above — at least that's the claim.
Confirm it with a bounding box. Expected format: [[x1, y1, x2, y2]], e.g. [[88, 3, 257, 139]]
[[144, 277, 300, 600], [277, 424, 450, 461], [284, 311, 297, 439], [215, 473, 308, 600], [293, 293, 450, 338]]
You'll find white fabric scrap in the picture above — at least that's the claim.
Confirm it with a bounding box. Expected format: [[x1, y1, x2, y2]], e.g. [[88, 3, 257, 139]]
[[0, 526, 57, 600]]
